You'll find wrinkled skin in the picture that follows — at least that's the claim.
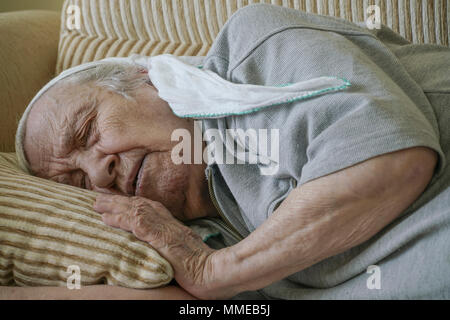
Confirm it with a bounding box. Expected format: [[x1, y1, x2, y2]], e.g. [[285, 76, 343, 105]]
[[24, 81, 217, 221]]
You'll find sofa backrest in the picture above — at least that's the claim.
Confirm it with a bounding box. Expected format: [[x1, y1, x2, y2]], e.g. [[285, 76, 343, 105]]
[[57, 0, 449, 73], [0, 10, 60, 153]]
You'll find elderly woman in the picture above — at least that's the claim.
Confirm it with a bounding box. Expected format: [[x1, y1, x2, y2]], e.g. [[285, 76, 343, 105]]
[[6, 4, 450, 299]]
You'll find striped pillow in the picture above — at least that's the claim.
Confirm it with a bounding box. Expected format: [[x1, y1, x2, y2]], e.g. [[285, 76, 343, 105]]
[[0, 152, 174, 288]]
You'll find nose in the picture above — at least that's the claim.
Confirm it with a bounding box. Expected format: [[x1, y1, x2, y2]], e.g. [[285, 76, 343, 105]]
[[80, 150, 118, 190]]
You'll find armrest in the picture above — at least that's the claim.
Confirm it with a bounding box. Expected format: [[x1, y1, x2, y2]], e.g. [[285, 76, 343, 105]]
[[0, 10, 60, 152]]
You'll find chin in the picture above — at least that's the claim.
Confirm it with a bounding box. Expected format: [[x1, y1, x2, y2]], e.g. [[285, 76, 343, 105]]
[[136, 151, 190, 219]]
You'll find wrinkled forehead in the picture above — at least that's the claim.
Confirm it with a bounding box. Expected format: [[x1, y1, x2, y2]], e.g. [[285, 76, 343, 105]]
[[23, 82, 97, 174]]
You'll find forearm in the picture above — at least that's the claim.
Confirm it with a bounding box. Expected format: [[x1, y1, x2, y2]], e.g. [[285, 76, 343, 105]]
[[0, 285, 197, 300], [210, 186, 402, 295], [207, 147, 437, 296]]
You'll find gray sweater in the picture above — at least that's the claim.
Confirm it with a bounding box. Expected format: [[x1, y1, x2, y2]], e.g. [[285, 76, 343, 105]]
[[199, 4, 450, 299]]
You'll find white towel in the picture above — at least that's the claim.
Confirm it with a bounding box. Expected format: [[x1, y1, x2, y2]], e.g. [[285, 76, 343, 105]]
[[131, 54, 351, 119]]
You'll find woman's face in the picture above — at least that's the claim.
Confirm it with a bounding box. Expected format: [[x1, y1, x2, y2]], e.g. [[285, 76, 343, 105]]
[[23, 81, 213, 220]]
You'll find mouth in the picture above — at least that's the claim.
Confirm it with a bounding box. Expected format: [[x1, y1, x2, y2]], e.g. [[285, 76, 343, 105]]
[[128, 155, 146, 196], [133, 155, 147, 196]]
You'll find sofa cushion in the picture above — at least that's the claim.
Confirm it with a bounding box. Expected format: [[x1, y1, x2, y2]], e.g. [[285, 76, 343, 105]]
[[56, 0, 449, 74], [0, 152, 174, 288], [0, 10, 60, 153]]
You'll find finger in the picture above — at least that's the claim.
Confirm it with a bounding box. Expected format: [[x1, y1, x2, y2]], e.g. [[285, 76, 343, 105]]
[[94, 194, 132, 214], [102, 213, 133, 232]]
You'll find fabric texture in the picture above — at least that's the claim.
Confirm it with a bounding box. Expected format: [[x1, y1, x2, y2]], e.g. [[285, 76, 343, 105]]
[[202, 4, 450, 299], [0, 152, 174, 288], [2, 0, 449, 297], [144, 54, 351, 118], [56, 0, 449, 74]]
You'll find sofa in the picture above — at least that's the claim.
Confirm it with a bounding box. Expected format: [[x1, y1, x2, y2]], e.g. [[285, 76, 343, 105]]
[[0, 0, 449, 291]]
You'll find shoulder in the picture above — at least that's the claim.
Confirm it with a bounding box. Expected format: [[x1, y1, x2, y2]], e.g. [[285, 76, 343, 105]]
[[205, 4, 372, 77], [224, 3, 367, 35]]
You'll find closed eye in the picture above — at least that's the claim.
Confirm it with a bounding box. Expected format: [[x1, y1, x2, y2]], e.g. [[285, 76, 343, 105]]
[[75, 111, 97, 148]]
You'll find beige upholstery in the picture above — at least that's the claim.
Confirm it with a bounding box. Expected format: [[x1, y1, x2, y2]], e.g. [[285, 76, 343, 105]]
[[0, 10, 60, 153], [57, 0, 449, 74], [0, 0, 448, 289]]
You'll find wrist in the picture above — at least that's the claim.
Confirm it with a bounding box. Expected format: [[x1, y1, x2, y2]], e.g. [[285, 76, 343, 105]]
[[200, 246, 244, 299]]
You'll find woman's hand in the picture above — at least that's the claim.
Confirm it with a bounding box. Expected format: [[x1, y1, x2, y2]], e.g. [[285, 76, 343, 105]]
[[93, 194, 218, 299]]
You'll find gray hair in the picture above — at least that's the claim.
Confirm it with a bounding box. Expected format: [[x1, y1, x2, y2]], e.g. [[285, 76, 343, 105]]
[[62, 62, 150, 100], [15, 60, 149, 175]]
